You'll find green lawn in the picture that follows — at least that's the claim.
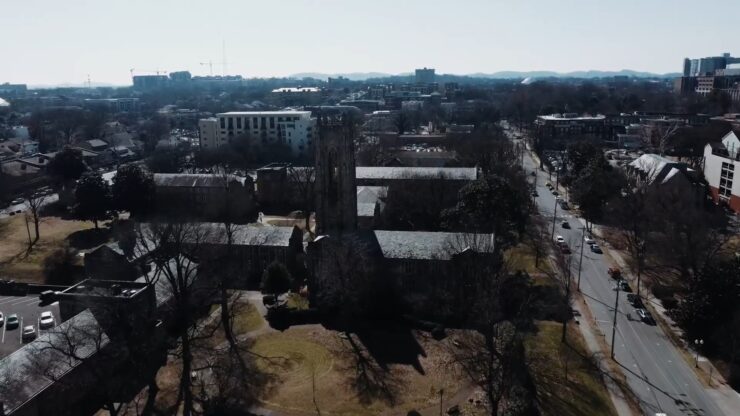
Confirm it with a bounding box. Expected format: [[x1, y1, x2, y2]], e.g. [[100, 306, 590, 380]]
[[525, 321, 617, 416]]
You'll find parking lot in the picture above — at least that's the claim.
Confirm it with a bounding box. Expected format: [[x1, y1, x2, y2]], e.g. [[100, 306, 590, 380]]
[[0, 295, 60, 358]]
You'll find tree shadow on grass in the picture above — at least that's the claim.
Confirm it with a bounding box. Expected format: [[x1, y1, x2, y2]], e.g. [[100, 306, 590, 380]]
[[66, 227, 111, 250], [336, 332, 407, 407]]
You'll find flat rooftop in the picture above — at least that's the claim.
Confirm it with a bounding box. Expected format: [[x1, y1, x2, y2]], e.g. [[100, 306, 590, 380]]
[[60, 279, 148, 299], [217, 111, 312, 116]]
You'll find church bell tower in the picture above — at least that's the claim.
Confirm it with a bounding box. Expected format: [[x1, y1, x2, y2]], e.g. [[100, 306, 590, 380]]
[[314, 115, 357, 235]]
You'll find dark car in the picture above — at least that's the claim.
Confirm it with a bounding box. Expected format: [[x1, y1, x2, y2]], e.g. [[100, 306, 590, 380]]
[[636, 308, 655, 325], [590, 244, 602, 253], [6, 314, 19, 329], [560, 201, 570, 210], [615, 280, 632, 292], [552, 190, 560, 196], [39, 290, 57, 304], [561, 221, 570, 229], [531, 190, 539, 197], [626, 293, 644, 308]]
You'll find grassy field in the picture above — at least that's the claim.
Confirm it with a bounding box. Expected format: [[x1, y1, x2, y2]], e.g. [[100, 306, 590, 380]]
[[0, 214, 105, 283], [505, 241, 553, 276], [525, 321, 617, 416], [250, 326, 468, 415]]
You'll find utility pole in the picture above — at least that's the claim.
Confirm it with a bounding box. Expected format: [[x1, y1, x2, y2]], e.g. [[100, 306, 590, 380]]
[[611, 282, 621, 359], [551, 198, 559, 240], [577, 227, 585, 291]]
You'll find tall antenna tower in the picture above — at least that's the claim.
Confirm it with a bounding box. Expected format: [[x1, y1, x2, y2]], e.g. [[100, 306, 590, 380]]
[[222, 39, 228, 76]]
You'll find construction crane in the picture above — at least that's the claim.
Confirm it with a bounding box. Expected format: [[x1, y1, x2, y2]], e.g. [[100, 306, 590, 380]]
[[129, 68, 168, 78], [199, 59, 228, 77]]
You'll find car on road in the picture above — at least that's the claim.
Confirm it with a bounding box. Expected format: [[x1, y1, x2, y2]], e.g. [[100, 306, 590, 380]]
[[635, 308, 655, 325], [590, 244, 602, 253], [561, 221, 570, 229], [615, 280, 631, 292], [552, 190, 559, 196], [560, 201, 570, 210], [545, 182, 553, 189], [627, 293, 644, 308], [39, 311, 54, 329], [584, 237, 596, 245], [555, 235, 565, 245], [0, 312, 3, 327], [22, 325, 37, 342], [531, 190, 538, 197], [6, 314, 19, 329]]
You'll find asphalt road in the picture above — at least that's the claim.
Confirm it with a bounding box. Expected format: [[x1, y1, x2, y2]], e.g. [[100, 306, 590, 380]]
[[513, 134, 726, 416]]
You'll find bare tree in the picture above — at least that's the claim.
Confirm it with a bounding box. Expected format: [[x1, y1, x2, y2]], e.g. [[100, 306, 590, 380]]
[[642, 121, 680, 156], [25, 192, 48, 245], [287, 166, 315, 233], [135, 221, 215, 416], [446, 234, 534, 416]]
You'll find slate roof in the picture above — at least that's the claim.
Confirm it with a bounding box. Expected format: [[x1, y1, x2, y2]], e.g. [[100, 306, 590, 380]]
[[373, 230, 495, 260], [153, 173, 246, 188], [356, 186, 387, 218], [628, 154, 693, 185], [0, 309, 109, 414], [199, 223, 297, 247], [86, 139, 108, 148], [356, 167, 478, 181]]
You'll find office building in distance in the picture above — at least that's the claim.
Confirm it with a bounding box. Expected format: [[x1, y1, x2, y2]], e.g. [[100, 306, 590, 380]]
[[198, 110, 316, 157], [415, 67, 435, 84]]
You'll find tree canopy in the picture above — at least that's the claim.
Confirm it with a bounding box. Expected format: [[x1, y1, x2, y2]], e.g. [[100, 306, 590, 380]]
[[261, 261, 292, 298], [112, 164, 155, 217], [74, 172, 113, 229], [47, 147, 88, 183]]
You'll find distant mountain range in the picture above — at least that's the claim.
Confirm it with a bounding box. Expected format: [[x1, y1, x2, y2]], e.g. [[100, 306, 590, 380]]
[[291, 69, 680, 81]]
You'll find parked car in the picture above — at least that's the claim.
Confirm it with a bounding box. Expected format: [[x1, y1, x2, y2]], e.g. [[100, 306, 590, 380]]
[[0, 312, 4, 327], [616, 280, 632, 292], [531, 190, 538, 197], [545, 182, 552, 189], [6, 314, 19, 329], [22, 325, 37, 341], [584, 237, 596, 245], [560, 201, 570, 210], [561, 221, 570, 229], [39, 290, 57, 304], [627, 293, 644, 308], [636, 308, 655, 325], [555, 235, 565, 244], [39, 311, 54, 329], [552, 190, 560, 196], [590, 244, 602, 253]]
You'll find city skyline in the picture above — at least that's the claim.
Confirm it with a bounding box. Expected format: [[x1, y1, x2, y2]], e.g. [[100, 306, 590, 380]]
[[1, 0, 740, 85]]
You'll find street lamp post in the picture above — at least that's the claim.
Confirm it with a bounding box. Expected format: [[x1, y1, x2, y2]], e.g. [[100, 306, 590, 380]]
[[577, 227, 586, 291], [551, 198, 559, 240], [611, 281, 621, 359], [694, 339, 704, 368]]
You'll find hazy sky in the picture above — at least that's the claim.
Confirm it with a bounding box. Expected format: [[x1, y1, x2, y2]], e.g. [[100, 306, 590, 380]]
[[2, 0, 739, 85]]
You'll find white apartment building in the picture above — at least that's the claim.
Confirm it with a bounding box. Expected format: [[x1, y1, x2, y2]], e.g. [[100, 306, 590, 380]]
[[198, 111, 315, 157], [703, 130, 740, 213]]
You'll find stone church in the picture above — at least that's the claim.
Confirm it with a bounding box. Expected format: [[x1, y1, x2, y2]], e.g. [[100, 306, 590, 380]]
[[308, 115, 496, 313]]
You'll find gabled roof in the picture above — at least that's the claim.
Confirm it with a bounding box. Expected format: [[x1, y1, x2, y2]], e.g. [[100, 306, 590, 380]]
[[153, 173, 246, 188], [356, 166, 478, 181], [199, 223, 297, 247], [373, 230, 495, 260], [0, 309, 109, 414], [628, 154, 692, 185]]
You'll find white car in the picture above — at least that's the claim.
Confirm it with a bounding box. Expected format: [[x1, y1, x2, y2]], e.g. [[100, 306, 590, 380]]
[[555, 235, 566, 244], [22, 325, 37, 342], [39, 311, 54, 329], [584, 237, 596, 245], [0, 312, 4, 327]]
